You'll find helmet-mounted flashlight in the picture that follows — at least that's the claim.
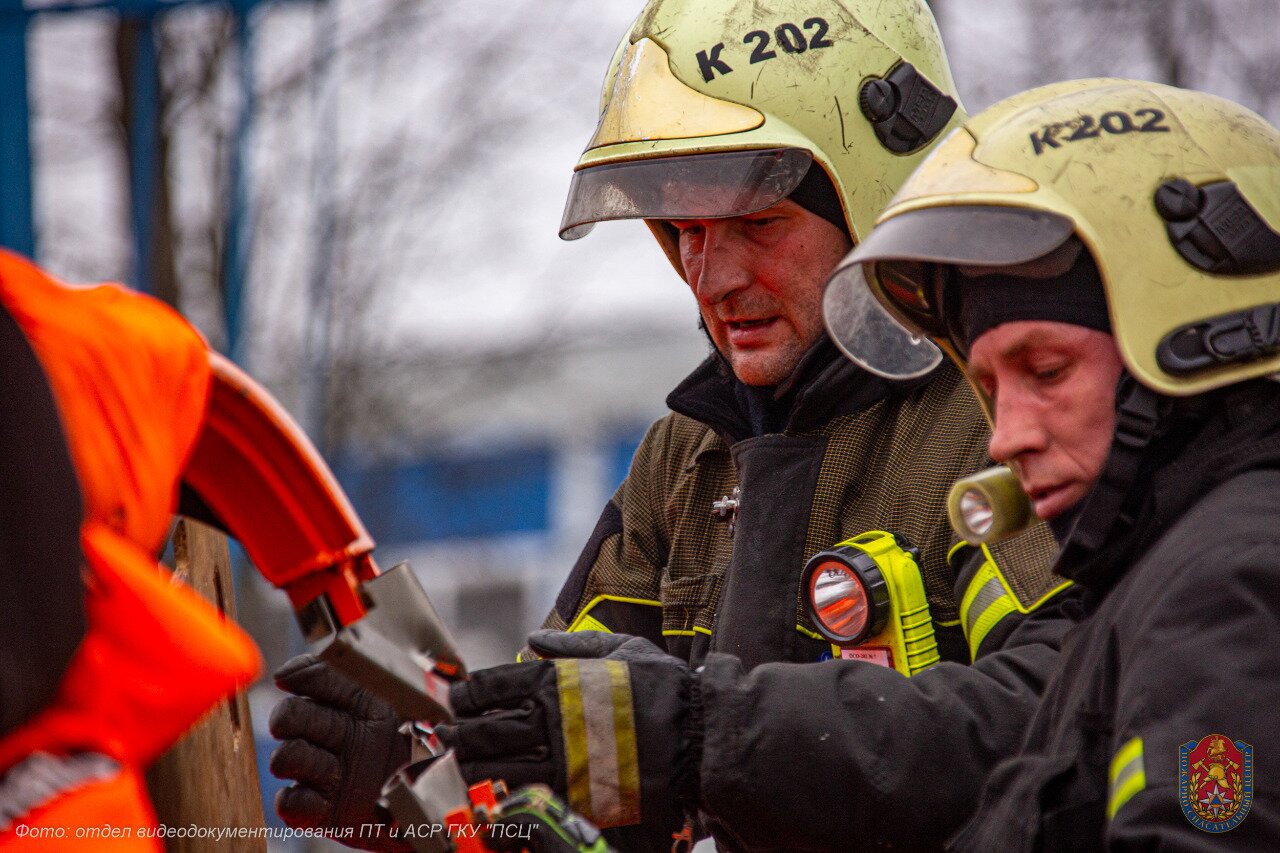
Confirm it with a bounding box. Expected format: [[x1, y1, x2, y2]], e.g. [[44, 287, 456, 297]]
[[947, 465, 1034, 545]]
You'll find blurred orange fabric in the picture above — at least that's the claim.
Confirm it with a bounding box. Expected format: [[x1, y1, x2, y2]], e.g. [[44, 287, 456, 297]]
[[0, 251, 261, 848]]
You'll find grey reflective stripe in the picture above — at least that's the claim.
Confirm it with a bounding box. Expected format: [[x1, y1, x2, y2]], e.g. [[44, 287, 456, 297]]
[[1108, 737, 1146, 820], [964, 575, 1006, 638], [556, 659, 641, 827], [579, 661, 625, 824], [1112, 753, 1143, 796], [0, 752, 120, 831]]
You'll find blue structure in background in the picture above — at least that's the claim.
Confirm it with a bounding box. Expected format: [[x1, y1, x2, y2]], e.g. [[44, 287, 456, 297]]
[[608, 426, 650, 492], [0, 1, 35, 259], [336, 446, 555, 545], [0, 0, 265, 357], [333, 427, 649, 548]]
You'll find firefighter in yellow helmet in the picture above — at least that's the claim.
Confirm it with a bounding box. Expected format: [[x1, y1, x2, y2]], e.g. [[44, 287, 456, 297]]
[[271, 2, 1076, 850], [827, 78, 1280, 848]]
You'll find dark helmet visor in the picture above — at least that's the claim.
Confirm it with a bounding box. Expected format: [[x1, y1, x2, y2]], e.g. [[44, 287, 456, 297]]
[[560, 148, 813, 240]]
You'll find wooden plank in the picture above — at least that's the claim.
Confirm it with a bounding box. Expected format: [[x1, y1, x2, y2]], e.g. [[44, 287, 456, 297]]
[[145, 518, 268, 851]]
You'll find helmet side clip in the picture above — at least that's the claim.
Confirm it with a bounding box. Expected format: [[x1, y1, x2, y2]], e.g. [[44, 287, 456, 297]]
[[859, 62, 957, 154], [1156, 178, 1280, 277]]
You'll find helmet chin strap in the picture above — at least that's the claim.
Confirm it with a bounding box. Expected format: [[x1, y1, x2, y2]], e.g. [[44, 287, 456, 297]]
[[1052, 373, 1171, 587]]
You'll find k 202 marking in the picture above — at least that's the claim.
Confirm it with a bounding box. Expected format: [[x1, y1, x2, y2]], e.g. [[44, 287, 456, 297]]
[[696, 18, 834, 82], [1030, 109, 1170, 155]]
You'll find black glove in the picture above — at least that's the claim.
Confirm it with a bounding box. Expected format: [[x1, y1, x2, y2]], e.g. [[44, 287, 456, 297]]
[[526, 629, 674, 663], [435, 631, 702, 831], [269, 653, 410, 852]]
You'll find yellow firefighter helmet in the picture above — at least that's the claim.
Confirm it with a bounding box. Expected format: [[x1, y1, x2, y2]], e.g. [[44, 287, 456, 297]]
[[825, 78, 1280, 397], [559, 0, 966, 276]]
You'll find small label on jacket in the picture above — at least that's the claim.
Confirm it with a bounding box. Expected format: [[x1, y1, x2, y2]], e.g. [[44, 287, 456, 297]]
[[841, 647, 892, 668]]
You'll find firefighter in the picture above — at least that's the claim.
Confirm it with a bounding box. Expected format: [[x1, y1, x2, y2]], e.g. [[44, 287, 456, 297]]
[[0, 252, 261, 849], [826, 78, 1280, 849], [270, 1, 1079, 850]]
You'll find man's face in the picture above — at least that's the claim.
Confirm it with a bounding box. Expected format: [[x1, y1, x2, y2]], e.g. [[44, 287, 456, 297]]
[[669, 199, 851, 387], [967, 321, 1125, 520]]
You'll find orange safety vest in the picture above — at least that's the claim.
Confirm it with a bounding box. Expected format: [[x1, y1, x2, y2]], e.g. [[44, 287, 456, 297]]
[[0, 251, 261, 849]]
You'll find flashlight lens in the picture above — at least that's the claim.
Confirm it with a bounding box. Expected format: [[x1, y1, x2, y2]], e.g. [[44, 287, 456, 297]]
[[959, 489, 994, 537], [810, 561, 869, 642]]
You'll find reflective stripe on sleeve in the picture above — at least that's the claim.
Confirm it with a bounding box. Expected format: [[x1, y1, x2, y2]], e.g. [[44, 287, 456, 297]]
[[1108, 737, 1146, 820], [555, 659, 642, 827], [958, 550, 1018, 660], [957, 544, 1072, 661], [0, 752, 120, 831]]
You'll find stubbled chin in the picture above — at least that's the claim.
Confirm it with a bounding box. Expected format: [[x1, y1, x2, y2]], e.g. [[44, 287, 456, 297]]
[[728, 352, 792, 386]]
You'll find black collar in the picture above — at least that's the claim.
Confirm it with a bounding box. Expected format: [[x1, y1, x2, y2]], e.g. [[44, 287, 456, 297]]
[[665, 336, 934, 445], [1056, 378, 1280, 593]]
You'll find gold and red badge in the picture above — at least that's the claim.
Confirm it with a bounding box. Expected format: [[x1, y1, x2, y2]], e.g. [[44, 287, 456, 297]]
[[1179, 734, 1253, 832]]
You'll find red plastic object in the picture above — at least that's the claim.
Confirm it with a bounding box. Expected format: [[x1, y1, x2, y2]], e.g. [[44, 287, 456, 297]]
[[184, 352, 378, 624], [444, 807, 486, 853], [468, 780, 499, 812]]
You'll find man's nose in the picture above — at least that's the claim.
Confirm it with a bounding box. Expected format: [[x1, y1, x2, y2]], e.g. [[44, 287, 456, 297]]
[[987, 389, 1047, 464], [691, 224, 751, 306]]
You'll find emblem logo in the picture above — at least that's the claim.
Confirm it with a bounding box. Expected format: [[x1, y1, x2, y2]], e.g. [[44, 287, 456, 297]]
[[1179, 734, 1253, 832]]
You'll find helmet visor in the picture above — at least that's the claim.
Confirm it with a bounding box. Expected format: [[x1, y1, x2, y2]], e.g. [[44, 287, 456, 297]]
[[560, 148, 813, 240], [823, 205, 1077, 377], [823, 261, 944, 380]]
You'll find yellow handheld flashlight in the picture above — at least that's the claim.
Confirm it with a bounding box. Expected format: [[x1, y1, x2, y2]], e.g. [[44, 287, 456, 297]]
[[802, 531, 939, 676]]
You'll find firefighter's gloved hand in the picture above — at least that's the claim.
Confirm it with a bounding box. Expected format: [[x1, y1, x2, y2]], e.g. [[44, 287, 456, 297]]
[[435, 633, 702, 829], [526, 629, 673, 663], [269, 654, 411, 852]]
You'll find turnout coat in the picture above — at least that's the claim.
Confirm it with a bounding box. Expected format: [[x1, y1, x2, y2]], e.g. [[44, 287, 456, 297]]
[[538, 343, 1082, 850]]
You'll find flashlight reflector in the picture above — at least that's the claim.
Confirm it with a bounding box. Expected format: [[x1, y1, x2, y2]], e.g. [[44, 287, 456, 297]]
[[958, 489, 994, 537], [810, 561, 870, 641]]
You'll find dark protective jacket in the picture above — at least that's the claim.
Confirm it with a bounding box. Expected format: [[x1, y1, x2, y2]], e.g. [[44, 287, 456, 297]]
[[538, 341, 1081, 850], [952, 379, 1280, 852], [539, 343, 1062, 669]]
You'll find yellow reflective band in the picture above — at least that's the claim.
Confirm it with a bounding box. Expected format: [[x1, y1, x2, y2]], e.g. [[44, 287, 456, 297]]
[[607, 660, 642, 826], [958, 545, 1072, 660], [795, 624, 824, 642], [556, 660, 592, 815], [573, 614, 612, 634], [962, 570, 1017, 660], [555, 659, 642, 828], [662, 626, 712, 637], [1108, 737, 1146, 820], [567, 594, 662, 634]]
